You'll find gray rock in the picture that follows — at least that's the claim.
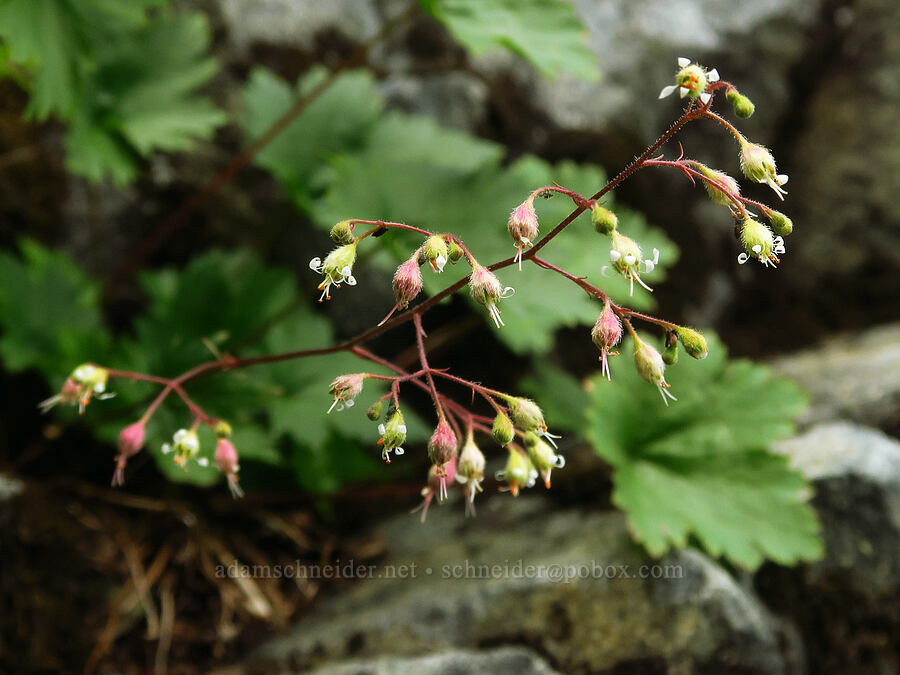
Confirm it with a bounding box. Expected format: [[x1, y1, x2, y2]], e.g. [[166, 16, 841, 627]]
[[769, 323, 900, 430], [246, 495, 787, 673], [774, 423, 900, 598], [308, 647, 560, 675]]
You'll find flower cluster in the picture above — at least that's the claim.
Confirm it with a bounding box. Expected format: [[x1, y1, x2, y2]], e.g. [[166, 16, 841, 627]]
[[39, 363, 114, 414]]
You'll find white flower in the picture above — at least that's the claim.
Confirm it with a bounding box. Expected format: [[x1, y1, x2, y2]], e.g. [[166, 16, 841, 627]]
[[659, 57, 719, 104]]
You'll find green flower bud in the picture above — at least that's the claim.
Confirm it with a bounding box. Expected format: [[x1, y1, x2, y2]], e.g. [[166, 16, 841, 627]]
[[693, 163, 741, 210], [492, 411, 515, 446], [633, 336, 677, 405], [768, 210, 793, 236], [663, 341, 679, 365], [366, 399, 384, 421], [214, 420, 233, 438], [675, 326, 708, 360], [726, 88, 755, 118], [448, 241, 464, 263], [329, 220, 356, 245], [739, 139, 788, 200], [423, 235, 449, 273], [591, 204, 618, 235], [506, 397, 546, 433]]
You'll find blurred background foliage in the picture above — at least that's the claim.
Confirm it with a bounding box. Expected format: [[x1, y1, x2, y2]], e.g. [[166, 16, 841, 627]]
[[0, 0, 824, 571]]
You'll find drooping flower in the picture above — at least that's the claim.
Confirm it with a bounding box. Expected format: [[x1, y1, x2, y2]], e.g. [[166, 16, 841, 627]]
[[738, 218, 785, 267], [692, 163, 742, 212], [309, 242, 358, 302], [327, 373, 365, 413], [591, 301, 623, 380], [602, 231, 660, 296], [507, 197, 539, 270], [456, 432, 486, 516], [377, 408, 407, 463], [423, 235, 449, 273], [112, 420, 146, 487], [658, 57, 720, 105], [215, 437, 244, 498], [495, 449, 537, 497], [739, 139, 789, 200], [523, 431, 565, 489], [427, 421, 458, 500], [39, 363, 114, 415], [392, 257, 423, 310], [469, 264, 514, 328], [633, 335, 677, 405], [161, 428, 205, 469], [505, 396, 562, 449], [491, 411, 515, 447]]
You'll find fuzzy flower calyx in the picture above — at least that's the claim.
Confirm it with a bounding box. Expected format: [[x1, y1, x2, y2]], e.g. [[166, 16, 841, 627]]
[[591, 302, 622, 380], [675, 326, 708, 360], [469, 264, 514, 328], [492, 411, 515, 447], [726, 88, 755, 118], [739, 139, 788, 200], [508, 196, 539, 270], [329, 220, 356, 245], [427, 421, 458, 469], [523, 431, 565, 489], [738, 218, 785, 267], [309, 242, 358, 302], [112, 420, 146, 486], [377, 409, 407, 463], [693, 163, 741, 212], [591, 204, 618, 235], [603, 230, 659, 295], [456, 433, 486, 516], [633, 336, 677, 405], [659, 57, 720, 105], [215, 437, 244, 498], [327, 373, 365, 413]]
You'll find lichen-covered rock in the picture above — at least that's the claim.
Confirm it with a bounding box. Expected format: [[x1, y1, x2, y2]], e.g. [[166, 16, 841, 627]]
[[246, 496, 788, 673]]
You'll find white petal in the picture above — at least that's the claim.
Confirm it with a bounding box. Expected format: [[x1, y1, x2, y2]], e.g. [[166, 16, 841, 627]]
[[652, 248, 660, 264], [340, 266, 352, 277], [345, 399, 355, 407], [197, 458, 209, 467], [776, 174, 789, 185], [643, 260, 655, 273], [624, 254, 636, 265], [397, 424, 407, 433], [773, 236, 784, 246], [600, 265, 611, 278], [737, 253, 749, 264], [679, 86, 690, 99], [609, 249, 622, 262], [658, 84, 677, 99], [699, 92, 711, 105], [707, 68, 720, 82], [775, 245, 786, 254], [752, 244, 762, 254], [161, 443, 171, 454], [93, 382, 105, 393], [395, 448, 404, 455], [678, 57, 691, 67], [378, 424, 386, 434], [345, 275, 357, 286], [309, 258, 321, 271], [173, 429, 187, 443]]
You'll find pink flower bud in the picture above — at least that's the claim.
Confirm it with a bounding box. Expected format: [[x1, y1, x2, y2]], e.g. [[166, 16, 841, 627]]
[[507, 197, 539, 270], [392, 257, 423, 310], [591, 302, 623, 380], [427, 421, 458, 469], [112, 421, 146, 487], [215, 438, 244, 498]]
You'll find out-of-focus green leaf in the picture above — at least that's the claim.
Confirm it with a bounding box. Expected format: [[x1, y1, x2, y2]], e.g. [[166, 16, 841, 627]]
[[240, 67, 383, 210], [420, 0, 599, 80], [585, 333, 819, 568], [0, 240, 110, 377]]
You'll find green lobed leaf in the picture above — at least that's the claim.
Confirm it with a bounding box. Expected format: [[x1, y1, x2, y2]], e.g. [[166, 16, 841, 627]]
[[420, 0, 600, 80], [0, 240, 111, 377], [584, 333, 820, 568], [240, 67, 383, 211]]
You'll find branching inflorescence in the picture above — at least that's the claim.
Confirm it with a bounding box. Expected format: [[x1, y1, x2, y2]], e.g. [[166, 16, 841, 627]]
[[41, 58, 793, 519]]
